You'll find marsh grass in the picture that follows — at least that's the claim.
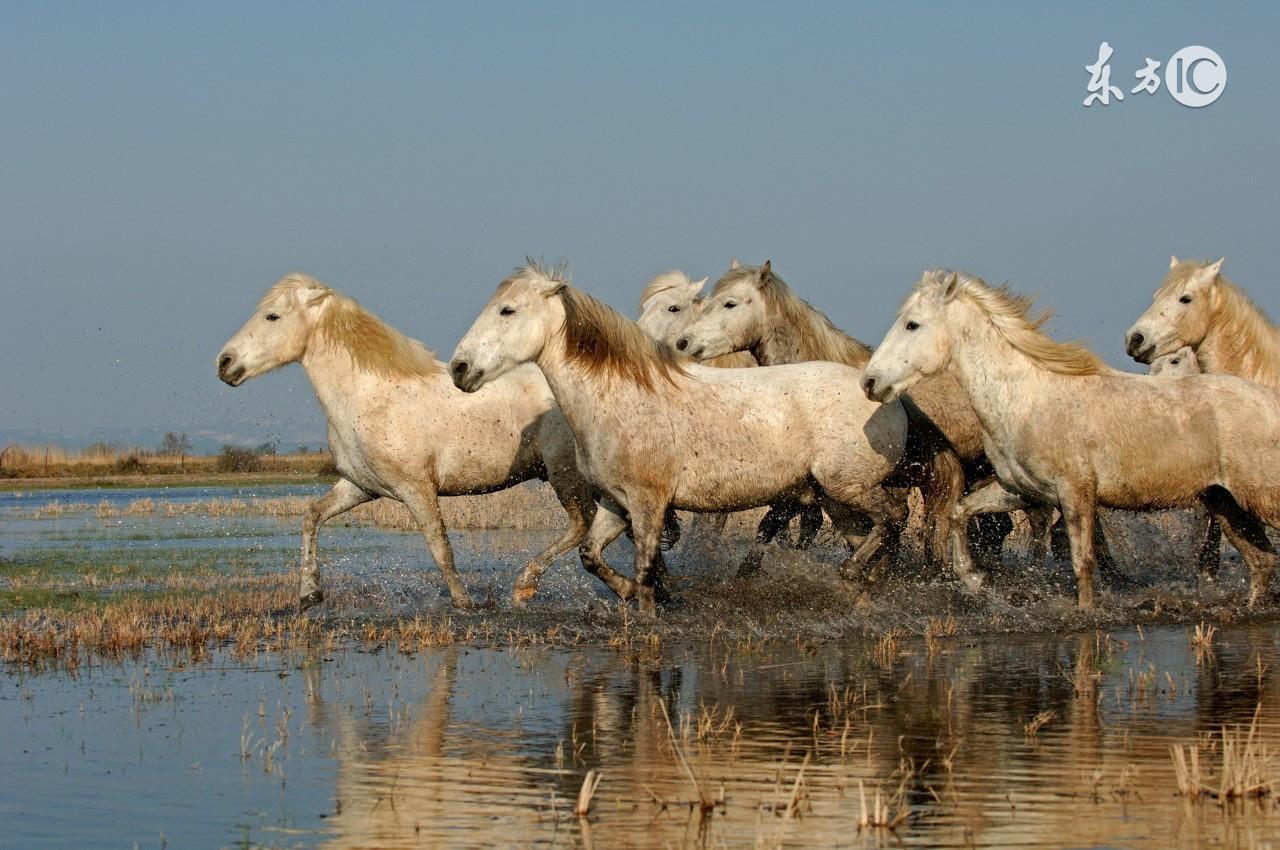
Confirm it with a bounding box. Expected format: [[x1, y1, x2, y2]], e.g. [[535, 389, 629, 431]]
[[1170, 704, 1276, 801]]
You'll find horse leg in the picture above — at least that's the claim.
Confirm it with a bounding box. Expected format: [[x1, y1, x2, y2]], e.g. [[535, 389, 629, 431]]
[[1024, 506, 1054, 571], [300, 478, 373, 611], [1200, 488, 1277, 607], [1058, 487, 1099, 609], [578, 498, 639, 602], [795, 504, 825, 550], [1049, 513, 1071, 562], [512, 472, 595, 608], [824, 487, 907, 586], [739, 505, 795, 577], [626, 496, 669, 617], [948, 481, 1031, 593], [1091, 512, 1130, 588], [971, 512, 1014, 574], [756, 503, 799, 546], [401, 485, 474, 610], [1195, 515, 1223, 587]]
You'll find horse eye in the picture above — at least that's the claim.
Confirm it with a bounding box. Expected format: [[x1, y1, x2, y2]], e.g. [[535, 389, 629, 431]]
[[265, 313, 281, 322], [500, 306, 516, 316], [1179, 295, 1192, 304], [1171, 358, 1181, 365], [905, 321, 920, 331], [724, 301, 737, 309], [667, 305, 681, 313]]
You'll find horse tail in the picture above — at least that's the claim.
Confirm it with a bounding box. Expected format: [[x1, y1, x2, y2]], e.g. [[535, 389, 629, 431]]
[[921, 443, 964, 567], [896, 395, 964, 567]]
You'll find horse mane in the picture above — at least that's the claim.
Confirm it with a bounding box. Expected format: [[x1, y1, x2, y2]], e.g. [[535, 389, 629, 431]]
[[513, 264, 686, 392], [1161, 260, 1280, 385], [639, 269, 699, 311], [712, 263, 873, 367], [268, 273, 444, 379], [921, 269, 1108, 376]]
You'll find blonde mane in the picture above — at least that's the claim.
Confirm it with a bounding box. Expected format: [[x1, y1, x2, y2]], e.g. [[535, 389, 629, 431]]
[[1161, 261, 1280, 386], [269, 273, 443, 379], [712, 263, 873, 367], [921, 269, 1107, 376], [511, 264, 686, 392], [639, 269, 700, 311]]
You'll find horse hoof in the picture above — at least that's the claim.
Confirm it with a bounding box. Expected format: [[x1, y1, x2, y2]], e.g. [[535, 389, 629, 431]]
[[511, 585, 537, 609], [298, 589, 324, 612], [450, 594, 476, 611], [957, 571, 985, 594]]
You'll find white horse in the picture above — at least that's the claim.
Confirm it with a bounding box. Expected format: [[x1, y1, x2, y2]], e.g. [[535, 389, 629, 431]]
[[637, 270, 824, 552], [1148, 346, 1200, 377], [1128, 258, 1280, 580], [450, 263, 910, 614], [216, 273, 596, 610], [863, 269, 1280, 608]]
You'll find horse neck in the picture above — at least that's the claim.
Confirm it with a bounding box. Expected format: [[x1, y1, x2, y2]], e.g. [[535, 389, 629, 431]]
[[1200, 288, 1280, 387], [755, 301, 872, 367], [534, 337, 667, 438], [299, 332, 390, 426], [943, 306, 1046, 440]]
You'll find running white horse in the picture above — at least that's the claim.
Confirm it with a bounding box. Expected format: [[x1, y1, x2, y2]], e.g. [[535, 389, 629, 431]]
[[863, 269, 1280, 608], [450, 263, 910, 614], [1127, 258, 1280, 581], [637, 270, 824, 552], [216, 273, 596, 610]]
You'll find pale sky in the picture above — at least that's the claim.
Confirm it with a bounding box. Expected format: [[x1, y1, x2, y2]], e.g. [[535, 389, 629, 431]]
[[2, 2, 1277, 445]]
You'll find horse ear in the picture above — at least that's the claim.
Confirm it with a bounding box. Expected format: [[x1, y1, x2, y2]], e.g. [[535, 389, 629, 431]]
[[1169, 255, 1180, 269], [729, 258, 741, 270], [942, 272, 960, 299], [304, 288, 331, 307], [757, 260, 772, 286], [1191, 258, 1224, 290], [692, 276, 708, 289]]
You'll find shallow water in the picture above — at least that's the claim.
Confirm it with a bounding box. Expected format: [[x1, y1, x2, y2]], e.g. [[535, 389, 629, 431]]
[[4, 488, 1280, 848], [4, 625, 1280, 849]]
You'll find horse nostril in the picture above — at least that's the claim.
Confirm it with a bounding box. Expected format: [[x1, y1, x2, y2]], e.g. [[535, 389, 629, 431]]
[[219, 355, 233, 373], [451, 360, 469, 377], [675, 338, 689, 352], [862, 376, 877, 396], [1129, 332, 1144, 349]]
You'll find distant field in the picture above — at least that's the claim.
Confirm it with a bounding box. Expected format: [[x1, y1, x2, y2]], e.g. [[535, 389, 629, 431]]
[[0, 443, 335, 489]]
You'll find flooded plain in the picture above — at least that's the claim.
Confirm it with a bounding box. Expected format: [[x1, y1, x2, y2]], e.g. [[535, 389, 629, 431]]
[[3, 486, 1280, 848]]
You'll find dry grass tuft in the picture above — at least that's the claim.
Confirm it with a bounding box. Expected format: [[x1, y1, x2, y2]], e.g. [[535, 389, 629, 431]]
[[1170, 704, 1275, 801]]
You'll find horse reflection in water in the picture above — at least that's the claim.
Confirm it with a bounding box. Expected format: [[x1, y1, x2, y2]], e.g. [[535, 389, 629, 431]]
[[305, 627, 1280, 849]]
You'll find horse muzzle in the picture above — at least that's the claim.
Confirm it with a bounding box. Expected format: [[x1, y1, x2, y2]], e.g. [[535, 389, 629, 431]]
[[1125, 330, 1155, 364], [217, 353, 247, 387], [861, 373, 894, 403], [449, 358, 484, 393]]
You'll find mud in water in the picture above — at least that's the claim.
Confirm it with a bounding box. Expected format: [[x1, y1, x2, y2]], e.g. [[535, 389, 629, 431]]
[[4, 485, 1280, 848]]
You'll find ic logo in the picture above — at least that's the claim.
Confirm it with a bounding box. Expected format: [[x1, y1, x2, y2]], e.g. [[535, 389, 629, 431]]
[[1165, 46, 1227, 108]]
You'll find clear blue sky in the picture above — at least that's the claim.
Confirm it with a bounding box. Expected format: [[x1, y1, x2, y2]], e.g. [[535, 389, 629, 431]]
[[2, 2, 1277, 445]]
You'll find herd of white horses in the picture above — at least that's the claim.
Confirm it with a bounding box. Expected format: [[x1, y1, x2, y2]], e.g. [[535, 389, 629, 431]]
[[215, 256, 1280, 616]]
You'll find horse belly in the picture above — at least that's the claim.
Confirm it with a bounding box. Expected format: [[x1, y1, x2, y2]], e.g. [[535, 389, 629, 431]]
[[671, 452, 809, 512]]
